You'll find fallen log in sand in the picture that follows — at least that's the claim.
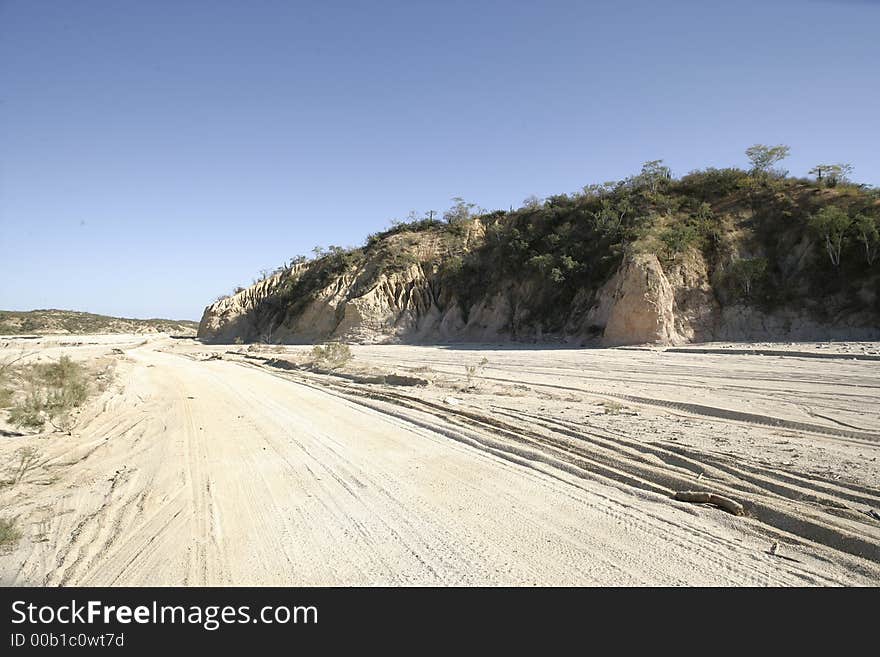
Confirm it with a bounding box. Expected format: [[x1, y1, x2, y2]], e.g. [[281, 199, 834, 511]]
[[673, 491, 745, 516]]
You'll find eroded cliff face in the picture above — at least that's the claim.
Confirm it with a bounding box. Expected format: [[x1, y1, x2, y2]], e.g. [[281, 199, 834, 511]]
[[587, 254, 680, 345], [197, 268, 300, 344], [199, 248, 698, 346], [576, 251, 719, 346], [199, 221, 495, 345], [199, 261, 534, 345], [198, 229, 879, 346]]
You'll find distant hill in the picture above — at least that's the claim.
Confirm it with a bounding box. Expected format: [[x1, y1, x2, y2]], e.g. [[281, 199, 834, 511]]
[[0, 309, 199, 336]]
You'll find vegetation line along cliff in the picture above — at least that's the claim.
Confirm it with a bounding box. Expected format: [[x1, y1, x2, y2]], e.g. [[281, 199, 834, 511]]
[[199, 147, 880, 346]]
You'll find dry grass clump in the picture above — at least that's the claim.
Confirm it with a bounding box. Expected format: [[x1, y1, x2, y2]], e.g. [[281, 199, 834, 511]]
[[600, 400, 624, 415], [309, 343, 353, 370], [0, 517, 21, 552], [6, 356, 90, 432], [10, 446, 41, 484], [464, 357, 489, 389]]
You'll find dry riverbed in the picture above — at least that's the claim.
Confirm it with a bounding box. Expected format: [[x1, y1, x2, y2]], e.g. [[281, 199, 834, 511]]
[[1, 334, 878, 585]]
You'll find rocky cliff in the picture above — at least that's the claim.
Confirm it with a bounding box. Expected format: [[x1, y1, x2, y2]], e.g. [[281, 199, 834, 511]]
[[199, 173, 880, 346], [199, 246, 879, 346]]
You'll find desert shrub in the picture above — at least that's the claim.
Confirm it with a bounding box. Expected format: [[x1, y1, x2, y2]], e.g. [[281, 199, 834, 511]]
[[36, 356, 86, 390], [0, 517, 21, 552], [369, 239, 422, 275], [675, 167, 750, 200], [0, 351, 28, 386], [464, 357, 489, 389], [0, 361, 14, 408], [309, 343, 353, 370], [601, 400, 624, 415], [8, 446, 41, 484], [365, 218, 445, 248], [7, 392, 44, 429], [853, 213, 879, 265], [809, 206, 853, 267], [7, 356, 89, 432], [443, 197, 482, 226], [658, 223, 700, 258], [273, 249, 365, 318]]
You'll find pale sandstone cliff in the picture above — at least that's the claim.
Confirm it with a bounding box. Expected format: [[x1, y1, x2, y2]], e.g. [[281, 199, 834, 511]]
[[199, 231, 879, 346]]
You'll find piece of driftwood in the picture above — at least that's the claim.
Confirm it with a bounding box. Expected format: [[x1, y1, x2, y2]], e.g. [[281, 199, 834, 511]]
[[673, 490, 745, 516]]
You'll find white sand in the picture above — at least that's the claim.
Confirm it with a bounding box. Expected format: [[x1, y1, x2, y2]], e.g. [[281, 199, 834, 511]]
[[1, 335, 877, 586]]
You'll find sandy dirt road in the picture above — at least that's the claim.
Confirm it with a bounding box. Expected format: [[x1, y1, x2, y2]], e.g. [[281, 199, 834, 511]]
[[1, 337, 878, 585]]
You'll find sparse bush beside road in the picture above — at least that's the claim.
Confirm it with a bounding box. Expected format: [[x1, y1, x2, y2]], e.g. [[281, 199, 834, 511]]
[[464, 357, 489, 389], [0, 517, 21, 552], [4, 446, 41, 486], [7, 356, 90, 432], [309, 343, 353, 370], [601, 400, 624, 415]]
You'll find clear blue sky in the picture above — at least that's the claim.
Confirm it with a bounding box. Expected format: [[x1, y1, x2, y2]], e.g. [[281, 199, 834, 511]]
[[1, 0, 877, 320]]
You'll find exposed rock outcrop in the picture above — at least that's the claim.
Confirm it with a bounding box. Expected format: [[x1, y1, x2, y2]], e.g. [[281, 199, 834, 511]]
[[199, 238, 880, 345], [199, 186, 880, 347], [587, 254, 681, 345]]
